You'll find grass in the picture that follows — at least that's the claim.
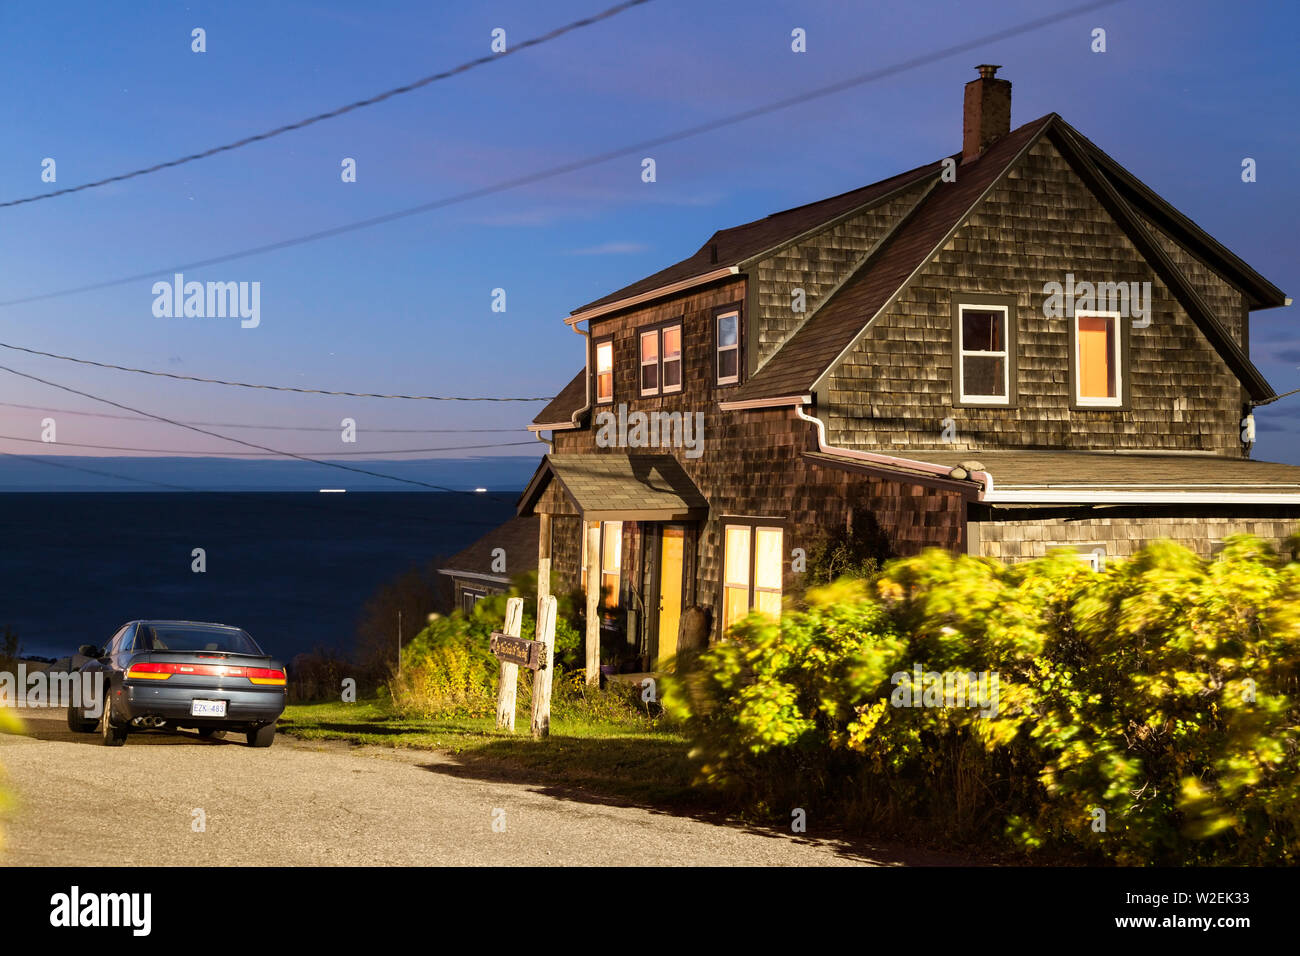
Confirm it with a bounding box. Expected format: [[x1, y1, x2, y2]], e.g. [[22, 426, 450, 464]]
[[278, 698, 704, 809]]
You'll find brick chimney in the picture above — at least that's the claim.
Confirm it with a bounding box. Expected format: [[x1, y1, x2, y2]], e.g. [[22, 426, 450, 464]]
[[962, 64, 1011, 163]]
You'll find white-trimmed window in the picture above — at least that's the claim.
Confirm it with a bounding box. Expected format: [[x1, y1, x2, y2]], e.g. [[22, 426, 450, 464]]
[[1074, 311, 1121, 407], [958, 304, 1010, 404], [662, 325, 682, 392], [716, 311, 740, 385], [581, 520, 623, 609], [595, 340, 614, 404], [639, 325, 682, 396], [722, 522, 783, 630]]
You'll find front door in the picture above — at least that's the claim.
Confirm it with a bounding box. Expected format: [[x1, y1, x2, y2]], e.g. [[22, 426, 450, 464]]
[[656, 526, 686, 666]]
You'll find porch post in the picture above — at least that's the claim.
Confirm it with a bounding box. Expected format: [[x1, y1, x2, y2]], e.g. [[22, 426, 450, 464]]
[[536, 513, 552, 620], [585, 520, 601, 685]]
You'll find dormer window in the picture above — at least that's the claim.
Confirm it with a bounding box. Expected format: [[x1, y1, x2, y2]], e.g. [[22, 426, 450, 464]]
[[638, 323, 682, 397], [716, 310, 740, 385], [595, 339, 614, 404]]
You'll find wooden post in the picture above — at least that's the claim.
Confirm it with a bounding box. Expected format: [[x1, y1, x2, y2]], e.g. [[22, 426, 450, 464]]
[[530, 595, 557, 738], [536, 513, 552, 616], [584, 521, 601, 686], [495, 597, 523, 731]]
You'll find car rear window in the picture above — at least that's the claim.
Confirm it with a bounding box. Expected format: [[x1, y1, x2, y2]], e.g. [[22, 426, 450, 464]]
[[142, 625, 262, 655]]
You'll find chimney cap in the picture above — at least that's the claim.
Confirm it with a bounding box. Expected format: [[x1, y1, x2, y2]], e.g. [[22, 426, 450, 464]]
[[974, 64, 1002, 79]]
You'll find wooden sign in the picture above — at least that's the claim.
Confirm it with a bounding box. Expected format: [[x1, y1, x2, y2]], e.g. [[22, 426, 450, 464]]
[[493, 594, 557, 737], [490, 631, 545, 670]]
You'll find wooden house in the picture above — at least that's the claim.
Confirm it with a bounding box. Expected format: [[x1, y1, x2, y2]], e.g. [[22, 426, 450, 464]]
[[514, 66, 1299, 679]]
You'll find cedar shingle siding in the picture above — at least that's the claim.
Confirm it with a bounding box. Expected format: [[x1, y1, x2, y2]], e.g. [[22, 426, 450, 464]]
[[753, 177, 933, 369], [823, 136, 1245, 455]]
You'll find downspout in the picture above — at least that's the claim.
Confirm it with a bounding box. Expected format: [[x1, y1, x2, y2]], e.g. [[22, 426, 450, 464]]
[[793, 404, 994, 496], [570, 319, 593, 430]]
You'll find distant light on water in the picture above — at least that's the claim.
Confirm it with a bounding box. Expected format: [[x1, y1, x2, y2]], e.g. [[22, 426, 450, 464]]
[[319, 489, 346, 493], [474, 487, 487, 493]]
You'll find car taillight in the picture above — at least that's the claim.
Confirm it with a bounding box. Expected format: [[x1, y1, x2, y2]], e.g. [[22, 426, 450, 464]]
[[246, 667, 287, 686], [125, 662, 173, 680]]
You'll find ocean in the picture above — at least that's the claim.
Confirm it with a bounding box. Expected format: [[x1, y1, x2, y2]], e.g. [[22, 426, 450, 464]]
[[0, 492, 518, 661]]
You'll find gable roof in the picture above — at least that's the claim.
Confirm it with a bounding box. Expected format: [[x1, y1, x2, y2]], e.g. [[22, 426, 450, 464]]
[[570, 158, 945, 319], [730, 113, 1053, 402], [545, 111, 1287, 419], [1068, 125, 1287, 311], [729, 113, 1281, 404], [518, 453, 708, 521]]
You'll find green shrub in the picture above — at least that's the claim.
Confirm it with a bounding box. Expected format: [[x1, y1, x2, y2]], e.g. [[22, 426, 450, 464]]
[[664, 537, 1300, 864], [389, 592, 650, 728]]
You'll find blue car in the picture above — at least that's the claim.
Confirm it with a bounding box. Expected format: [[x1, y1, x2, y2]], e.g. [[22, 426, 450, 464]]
[[67, 620, 287, 747]]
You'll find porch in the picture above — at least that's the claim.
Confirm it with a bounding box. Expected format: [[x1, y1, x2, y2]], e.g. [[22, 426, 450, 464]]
[[518, 453, 709, 683]]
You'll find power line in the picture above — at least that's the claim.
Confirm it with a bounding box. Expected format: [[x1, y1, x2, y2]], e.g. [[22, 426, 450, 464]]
[[0, 0, 652, 209], [0, 342, 552, 401], [0, 363, 521, 500], [0, 434, 538, 456], [0, 401, 529, 432], [0, 0, 1124, 309]]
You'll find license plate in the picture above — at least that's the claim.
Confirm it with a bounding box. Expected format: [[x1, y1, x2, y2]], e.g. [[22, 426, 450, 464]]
[[190, 699, 227, 717]]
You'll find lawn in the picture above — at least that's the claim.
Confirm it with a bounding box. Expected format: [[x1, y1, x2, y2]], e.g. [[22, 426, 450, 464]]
[[278, 699, 704, 809]]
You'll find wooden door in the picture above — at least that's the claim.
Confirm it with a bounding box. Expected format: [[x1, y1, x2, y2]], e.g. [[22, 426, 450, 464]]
[[656, 526, 686, 666]]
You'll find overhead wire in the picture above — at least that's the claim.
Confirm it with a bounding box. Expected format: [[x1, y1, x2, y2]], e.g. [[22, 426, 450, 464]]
[[0, 0, 653, 209], [0, 0, 1124, 309]]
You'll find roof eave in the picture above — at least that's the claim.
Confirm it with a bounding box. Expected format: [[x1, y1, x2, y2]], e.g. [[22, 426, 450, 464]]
[[565, 267, 740, 326], [1047, 121, 1276, 402], [1062, 118, 1288, 310]]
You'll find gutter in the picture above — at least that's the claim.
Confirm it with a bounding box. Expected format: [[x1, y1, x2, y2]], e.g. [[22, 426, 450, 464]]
[[982, 489, 1300, 505], [794, 404, 994, 493], [719, 394, 811, 411], [565, 267, 740, 325]]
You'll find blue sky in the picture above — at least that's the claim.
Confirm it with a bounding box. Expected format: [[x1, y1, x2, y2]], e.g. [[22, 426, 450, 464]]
[[0, 0, 1297, 467]]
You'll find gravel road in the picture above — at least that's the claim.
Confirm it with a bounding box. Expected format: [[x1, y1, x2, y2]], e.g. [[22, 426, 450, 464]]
[[0, 709, 959, 866]]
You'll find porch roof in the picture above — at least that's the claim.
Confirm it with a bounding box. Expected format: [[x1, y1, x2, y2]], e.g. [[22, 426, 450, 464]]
[[930, 448, 1300, 504], [517, 453, 709, 522]]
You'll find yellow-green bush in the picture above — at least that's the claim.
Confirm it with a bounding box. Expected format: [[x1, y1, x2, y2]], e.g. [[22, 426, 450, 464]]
[[388, 595, 647, 726], [664, 536, 1300, 864]]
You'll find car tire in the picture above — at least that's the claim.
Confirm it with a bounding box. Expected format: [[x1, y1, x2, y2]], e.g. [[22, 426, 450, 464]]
[[99, 692, 128, 747], [247, 723, 276, 748], [67, 701, 96, 733]]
